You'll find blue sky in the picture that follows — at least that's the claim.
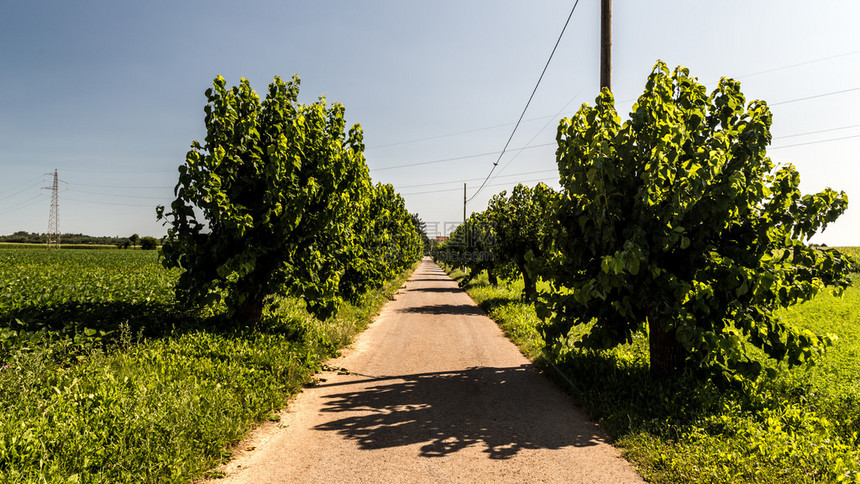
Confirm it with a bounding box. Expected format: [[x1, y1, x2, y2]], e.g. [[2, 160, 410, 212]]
[[1, 1, 858, 245]]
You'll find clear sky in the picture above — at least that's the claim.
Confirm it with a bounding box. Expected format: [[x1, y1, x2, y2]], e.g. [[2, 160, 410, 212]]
[[1, 1, 858, 245]]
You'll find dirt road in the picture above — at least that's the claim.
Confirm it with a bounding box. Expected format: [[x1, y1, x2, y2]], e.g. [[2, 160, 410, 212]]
[[213, 258, 643, 483]]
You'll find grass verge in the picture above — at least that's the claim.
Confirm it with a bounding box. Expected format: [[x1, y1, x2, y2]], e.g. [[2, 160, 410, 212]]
[[445, 263, 860, 483], [0, 259, 416, 483]]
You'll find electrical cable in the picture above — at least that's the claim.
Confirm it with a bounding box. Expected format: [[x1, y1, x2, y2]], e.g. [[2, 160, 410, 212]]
[[770, 133, 860, 150], [371, 142, 555, 172], [395, 168, 558, 190], [71, 183, 171, 190], [770, 86, 860, 106], [0, 180, 43, 203], [63, 197, 158, 208], [774, 123, 860, 139], [0, 194, 45, 216], [366, 117, 552, 150], [488, 90, 581, 183], [466, 0, 581, 203], [403, 176, 558, 197], [739, 48, 860, 79], [69, 188, 168, 200]]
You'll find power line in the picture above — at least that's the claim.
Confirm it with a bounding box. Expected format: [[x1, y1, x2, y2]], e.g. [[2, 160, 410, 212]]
[[770, 133, 860, 150], [770, 86, 860, 106], [774, 123, 860, 139], [0, 194, 45, 216], [467, 0, 582, 203], [70, 188, 168, 200], [739, 49, 860, 79], [371, 142, 555, 171], [403, 176, 558, 197], [63, 197, 157, 208], [395, 168, 558, 190], [0, 180, 42, 203], [71, 182, 171, 190], [388, 122, 858, 191], [489, 91, 581, 183], [366, 116, 553, 150]]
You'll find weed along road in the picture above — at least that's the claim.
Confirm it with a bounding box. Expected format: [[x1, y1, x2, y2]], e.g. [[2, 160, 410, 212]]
[[213, 258, 643, 483]]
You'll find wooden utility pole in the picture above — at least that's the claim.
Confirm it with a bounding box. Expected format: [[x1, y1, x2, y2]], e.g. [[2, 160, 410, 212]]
[[600, 0, 611, 91], [463, 183, 467, 224]]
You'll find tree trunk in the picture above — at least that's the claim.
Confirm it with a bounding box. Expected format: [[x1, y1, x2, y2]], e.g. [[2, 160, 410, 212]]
[[235, 283, 266, 325], [648, 316, 686, 379], [487, 271, 498, 286], [517, 257, 535, 301]]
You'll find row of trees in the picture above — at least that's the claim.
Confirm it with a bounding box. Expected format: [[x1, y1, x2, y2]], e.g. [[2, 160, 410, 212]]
[[435, 62, 857, 381], [0, 232, 146, 246], [115, 235, 158, 250], [157, 75, 422, 325]]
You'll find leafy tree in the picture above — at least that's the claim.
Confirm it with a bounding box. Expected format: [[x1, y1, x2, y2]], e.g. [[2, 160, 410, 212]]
[[538, 62, 856, 380], [338, 183, 420, 301], [129, 233, 140, 247], [486, 183, 557, 300], [433, 212, 498, 284], [158, 75, 372, 324], [139, 236, 158, 250], [411, 213, 433, 255]]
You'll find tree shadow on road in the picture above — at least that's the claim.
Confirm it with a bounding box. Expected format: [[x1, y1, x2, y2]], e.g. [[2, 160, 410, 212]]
[[404, 287, 463, 293], [313, 365, 604, 459], [397, 304, 484, 316]]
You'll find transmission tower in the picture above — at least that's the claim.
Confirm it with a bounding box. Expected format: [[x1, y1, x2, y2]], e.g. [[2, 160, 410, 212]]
[[43, 169, 61, 249]]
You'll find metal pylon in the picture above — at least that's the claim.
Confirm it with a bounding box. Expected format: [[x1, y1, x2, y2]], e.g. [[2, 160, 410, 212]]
[[45, 169, 60, 249]]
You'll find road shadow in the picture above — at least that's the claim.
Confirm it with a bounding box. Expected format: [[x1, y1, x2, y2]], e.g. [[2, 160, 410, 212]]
[[313, 365, 603, 459], [407, 278, 453, 283], [405, 287, 463, 293], [397, 304, 484, 316]]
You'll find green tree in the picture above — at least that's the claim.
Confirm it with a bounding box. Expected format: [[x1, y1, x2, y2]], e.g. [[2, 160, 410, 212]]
[[538, 62, 856, 380], [158, 75, 372, 324], [411, 213, 432, 255], [129, 233, 140, 248], [139, 236, 157, 250], [486, 183, 557, 300], [338, 183, 420, 301], [433, 212, 498, 284]]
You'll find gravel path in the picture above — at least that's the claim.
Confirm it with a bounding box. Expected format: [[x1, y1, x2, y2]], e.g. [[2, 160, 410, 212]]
[[210, 258, 643, 483]]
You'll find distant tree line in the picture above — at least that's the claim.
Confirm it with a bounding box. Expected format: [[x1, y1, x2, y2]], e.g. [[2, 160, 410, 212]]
[[0, 231, 160, 249]]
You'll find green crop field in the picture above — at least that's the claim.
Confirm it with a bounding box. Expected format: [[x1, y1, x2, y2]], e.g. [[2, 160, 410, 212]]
[[0, 248, 414, 482], [448, 249, 860, 483]]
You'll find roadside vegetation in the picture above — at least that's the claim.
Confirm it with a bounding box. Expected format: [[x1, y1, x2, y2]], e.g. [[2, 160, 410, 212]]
[[0, 74, 427, 482], [0, 248, 415, 482], [443, 255, 859, 483], [433, 62, 859, 482]]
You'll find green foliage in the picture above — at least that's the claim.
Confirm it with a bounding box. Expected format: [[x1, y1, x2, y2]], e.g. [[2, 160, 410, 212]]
[[432, 211, 497, 284], [338, 183, 421, 301], [139, 236, 157, 250], [0, 249, 183, 362], [158, 75, 373, 323], [486, 182, 558, 299], [454, 268, 860, 483], [0, 248, 416, 482], [539, 61, 857, 379], [411, 213, 433, 255]]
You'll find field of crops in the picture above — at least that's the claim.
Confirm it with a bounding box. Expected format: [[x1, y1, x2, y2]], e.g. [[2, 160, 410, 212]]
[[0, 248, 414, 482], [450, 249, 860, 483]]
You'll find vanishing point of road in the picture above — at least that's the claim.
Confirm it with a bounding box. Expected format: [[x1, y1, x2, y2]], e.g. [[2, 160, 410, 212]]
[[213, 258, 644, 483]]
